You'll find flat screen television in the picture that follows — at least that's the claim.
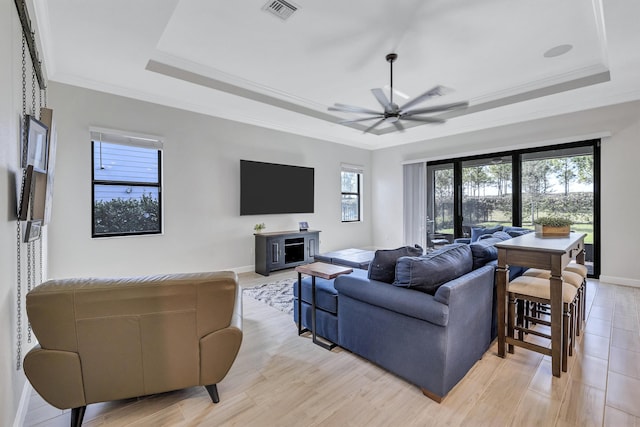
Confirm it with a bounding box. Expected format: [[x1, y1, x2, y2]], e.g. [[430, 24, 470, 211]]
[[240, 160, 314, 215]]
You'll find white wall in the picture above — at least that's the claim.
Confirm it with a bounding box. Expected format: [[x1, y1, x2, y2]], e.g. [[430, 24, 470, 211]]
[[1, 0, 36, 424], [371, 100, 640, 287], [599, 115, 640, 287], [47, 79, 640, 286], [47, 82, 372, 279]]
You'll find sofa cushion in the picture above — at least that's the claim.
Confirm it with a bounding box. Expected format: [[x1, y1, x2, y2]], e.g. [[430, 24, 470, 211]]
[[368, 245, 423, 283], [470, 225, 503, 242], [469, 237, 504, 269], [393, 243, 473, 294]]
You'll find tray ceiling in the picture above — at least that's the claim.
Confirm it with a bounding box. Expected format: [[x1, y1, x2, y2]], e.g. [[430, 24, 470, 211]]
[[32, 0, 640, 149]]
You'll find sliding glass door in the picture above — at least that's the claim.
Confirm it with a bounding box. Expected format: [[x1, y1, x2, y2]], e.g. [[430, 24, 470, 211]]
[[425, 140, 599, 276]]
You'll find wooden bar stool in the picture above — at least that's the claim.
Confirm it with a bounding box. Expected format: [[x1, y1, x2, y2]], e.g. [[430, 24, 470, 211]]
[[508, 275, 578, 372], [564, 261, 588, 277], [522, 268, 585, 335], [565, 262, 588, 322]]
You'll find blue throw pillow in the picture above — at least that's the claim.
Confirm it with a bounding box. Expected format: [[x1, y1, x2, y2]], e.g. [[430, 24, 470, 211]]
[[477, 234, 495, 241], [503, 226, 533, 237], [368, 245, 423, 283], [393, 244, 473, 295], [491, 231, 512, 241], [470, 225, 503, 242], [469, 237, 503, 269]]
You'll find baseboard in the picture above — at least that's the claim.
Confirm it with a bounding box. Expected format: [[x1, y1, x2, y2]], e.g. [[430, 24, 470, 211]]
[[599, 275, 640, 288], [231, 265, 256, 274], [13, 380, 32, 427]]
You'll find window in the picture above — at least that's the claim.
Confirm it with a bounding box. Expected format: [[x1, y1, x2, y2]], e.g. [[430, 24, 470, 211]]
[[91, 130, 162, 237], [341, 165, 363, 222]]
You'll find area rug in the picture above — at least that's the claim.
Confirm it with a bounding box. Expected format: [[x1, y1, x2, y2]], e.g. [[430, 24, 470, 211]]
[[243, 278, 296, 314]]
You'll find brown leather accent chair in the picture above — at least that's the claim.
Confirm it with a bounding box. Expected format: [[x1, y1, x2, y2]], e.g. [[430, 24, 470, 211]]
[[24, 271, 243, 427]]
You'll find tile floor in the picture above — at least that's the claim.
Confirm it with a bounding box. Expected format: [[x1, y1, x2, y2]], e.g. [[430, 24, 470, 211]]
[[21, 274, 640, 426]]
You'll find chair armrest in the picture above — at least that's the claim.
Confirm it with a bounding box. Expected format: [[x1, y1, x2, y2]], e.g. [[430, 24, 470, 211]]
[[23, 346, 86, 410], [454, 238, 471, 244], [200, 327, 243, 385], [199, 283, 243, 385]]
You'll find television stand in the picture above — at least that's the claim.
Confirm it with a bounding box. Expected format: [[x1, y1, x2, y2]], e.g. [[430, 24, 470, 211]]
[[254, 230, 320, 276]]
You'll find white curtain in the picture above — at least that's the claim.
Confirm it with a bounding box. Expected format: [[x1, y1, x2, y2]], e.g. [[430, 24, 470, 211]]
[[403, 162, 427, 249]]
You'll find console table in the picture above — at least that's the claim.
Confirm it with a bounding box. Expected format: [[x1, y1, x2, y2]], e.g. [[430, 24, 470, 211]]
[[295, 262, 352, 350], [254, 230, 320, 276], [495, 231, 586, 377]]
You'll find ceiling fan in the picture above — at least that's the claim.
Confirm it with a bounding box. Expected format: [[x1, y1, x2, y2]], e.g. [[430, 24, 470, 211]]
[[329, 53, 469, 133]]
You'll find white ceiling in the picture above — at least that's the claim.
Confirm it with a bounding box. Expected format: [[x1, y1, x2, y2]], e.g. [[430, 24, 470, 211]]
[[31, 0, 640, 150]]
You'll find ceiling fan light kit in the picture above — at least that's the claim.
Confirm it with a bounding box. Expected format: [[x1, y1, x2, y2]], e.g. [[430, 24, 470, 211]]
[[329, 53, 469, 133]]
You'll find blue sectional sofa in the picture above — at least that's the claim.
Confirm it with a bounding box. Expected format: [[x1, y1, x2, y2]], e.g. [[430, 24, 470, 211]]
[[334, 244, 494, 402], [292, 229, 532, 401]]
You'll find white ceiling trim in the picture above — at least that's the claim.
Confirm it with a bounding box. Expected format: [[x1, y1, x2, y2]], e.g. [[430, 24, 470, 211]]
[[150, 50, 328, 112], [49, 70, 376, 150], [50, 62, 640, 152], [146, 55, 611, 137]]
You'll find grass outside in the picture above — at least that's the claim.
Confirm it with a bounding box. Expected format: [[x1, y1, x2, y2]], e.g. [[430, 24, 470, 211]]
[[571, 223, 593, 244]]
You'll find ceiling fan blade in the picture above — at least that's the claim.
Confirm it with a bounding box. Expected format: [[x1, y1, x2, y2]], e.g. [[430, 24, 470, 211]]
[[363, 118, 385, 133], [371, 88, 392, 111], [402, 101, 469, 116], [401, 116, 446, 124], [339, 116, 384, 124], [392, 120, 405, 132], [329, 103, 382, 115], [399, 85, 447, 111]]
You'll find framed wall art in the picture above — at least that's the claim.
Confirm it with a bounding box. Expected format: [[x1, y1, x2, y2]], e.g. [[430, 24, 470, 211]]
[[18, 165, 34, 221], [17, 165, 47, 222], [25, 115, 49, 172], [24, 220, 42, 242], [40, 107, 56, 224]]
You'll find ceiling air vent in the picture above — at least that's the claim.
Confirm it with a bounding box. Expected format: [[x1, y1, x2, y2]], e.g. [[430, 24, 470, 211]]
[[262, 0, 298, 21]]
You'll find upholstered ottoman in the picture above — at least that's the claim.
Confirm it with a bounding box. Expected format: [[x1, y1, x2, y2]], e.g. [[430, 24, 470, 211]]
[[293, 268, 368, 344], [314, 248, 375, 270]]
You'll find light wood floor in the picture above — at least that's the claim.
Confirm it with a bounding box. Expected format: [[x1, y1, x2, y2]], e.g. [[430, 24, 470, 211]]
[[24, 271, 640, 427]]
